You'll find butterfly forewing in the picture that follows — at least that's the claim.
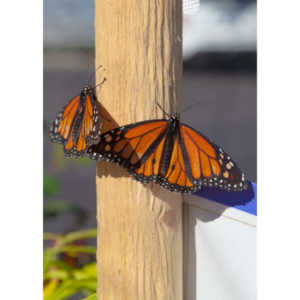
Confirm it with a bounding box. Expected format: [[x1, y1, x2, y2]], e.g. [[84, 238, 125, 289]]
[[88, 120, 168, 170], [53, 96, 80, 143], [50, 88, 102, 158], [180, 124, 247, 191]]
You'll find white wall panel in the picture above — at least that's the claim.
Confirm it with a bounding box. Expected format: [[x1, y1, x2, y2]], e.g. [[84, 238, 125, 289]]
[[183, 195, 256, 300]]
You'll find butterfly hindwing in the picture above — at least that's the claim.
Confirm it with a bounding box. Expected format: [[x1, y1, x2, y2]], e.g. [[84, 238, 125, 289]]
[[158, 128, 195, 193]]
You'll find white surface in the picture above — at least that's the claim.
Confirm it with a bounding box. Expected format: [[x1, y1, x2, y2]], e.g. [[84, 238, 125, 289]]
[[183, 195, 256, 300], [183, 0, 200, 15], [183, 3, 257, 58]]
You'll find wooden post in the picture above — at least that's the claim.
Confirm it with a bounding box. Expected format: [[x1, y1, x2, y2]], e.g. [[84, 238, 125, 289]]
[[95, 1, 183, 299]]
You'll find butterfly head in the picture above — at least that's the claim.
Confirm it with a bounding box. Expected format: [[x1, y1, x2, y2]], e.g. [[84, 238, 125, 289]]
[[170, 112, 180, 122], [81, 85, 92, 94], [169, 113, 180, 130]]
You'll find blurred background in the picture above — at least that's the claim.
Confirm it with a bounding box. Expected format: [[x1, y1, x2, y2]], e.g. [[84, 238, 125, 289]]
[[44, 1, 256, 298]]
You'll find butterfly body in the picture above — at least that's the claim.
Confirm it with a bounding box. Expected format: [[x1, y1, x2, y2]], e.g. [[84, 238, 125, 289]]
[[50, 86, 101, 158], [88, 113, 248, 194]]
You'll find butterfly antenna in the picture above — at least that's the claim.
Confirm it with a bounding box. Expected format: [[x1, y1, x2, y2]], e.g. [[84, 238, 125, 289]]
[[156, 102, 170, 118], [87, 64, 104, 86], [93, 77, 107, 91], [182, 100, 203, 113]]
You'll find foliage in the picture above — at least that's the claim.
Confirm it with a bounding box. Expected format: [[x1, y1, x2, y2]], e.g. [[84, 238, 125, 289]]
[[44, 124, 97, 299], [81, 293, 97, 300], [44, 229, 97, 300], [44, 174, 60, 197]]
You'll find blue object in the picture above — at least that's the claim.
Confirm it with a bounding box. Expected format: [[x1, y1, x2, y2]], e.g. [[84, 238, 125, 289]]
[[195, 181, 257, 216]]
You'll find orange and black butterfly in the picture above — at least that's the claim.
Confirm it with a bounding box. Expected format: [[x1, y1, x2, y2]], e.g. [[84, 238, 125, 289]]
[[49, 85, 103, 158], [87, 113, 248, 194]]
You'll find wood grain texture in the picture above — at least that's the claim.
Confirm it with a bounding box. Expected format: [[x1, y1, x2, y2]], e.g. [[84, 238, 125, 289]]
[[95, 1, 183, 299]]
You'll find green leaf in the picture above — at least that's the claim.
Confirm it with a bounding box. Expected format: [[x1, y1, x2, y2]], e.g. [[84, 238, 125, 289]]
[[81, 263, 97, 275], [73, 263, 97, 280], [46, 279, 97, 300], [44, 174, 60, 197], [60, 229, 97, 246], [45, 280, 78, 300], [43, 279, 59, 300], [44, 227, 98, 300], [82, 293, 97, 300], [45, 260, 76, 275], [61, 245, 97, 255], [44, 229, 97, 274], [44, 269, 70, 281], [44, 249, 57, 274]]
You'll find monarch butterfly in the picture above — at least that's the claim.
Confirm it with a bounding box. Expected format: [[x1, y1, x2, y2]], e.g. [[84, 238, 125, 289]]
[[87, 113, 248, 194], [49, 84, 103, 158]]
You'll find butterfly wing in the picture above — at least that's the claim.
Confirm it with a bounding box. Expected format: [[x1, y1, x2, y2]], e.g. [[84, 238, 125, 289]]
[[88, 118, 247, 194], [116, 124, 194, 193], [134, 123, 247, 193], [179, 124, 247, 192], [49, 89, 101, 158], [88, 119, 168, 175]]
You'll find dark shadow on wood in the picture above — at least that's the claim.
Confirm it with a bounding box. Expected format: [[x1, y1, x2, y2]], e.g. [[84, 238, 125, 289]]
[[96, 102, 119, 133], [92, 101, 132, 179], [183, 203, 196, 300]]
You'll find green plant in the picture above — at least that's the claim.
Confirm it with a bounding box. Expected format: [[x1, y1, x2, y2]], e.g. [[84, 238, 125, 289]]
[[44, 171, 89, 229], [44, 133, 97, 299], [82, 293, 97, 300], [44, 229, 97, 300], [44, 174, 60, 197]]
